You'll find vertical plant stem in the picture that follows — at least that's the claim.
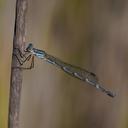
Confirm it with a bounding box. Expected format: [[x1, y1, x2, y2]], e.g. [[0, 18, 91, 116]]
[[8, 0, 28, 128]]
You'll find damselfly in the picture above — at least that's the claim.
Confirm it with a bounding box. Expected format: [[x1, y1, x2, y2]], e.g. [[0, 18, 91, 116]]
[[13, 43, 116, 98]]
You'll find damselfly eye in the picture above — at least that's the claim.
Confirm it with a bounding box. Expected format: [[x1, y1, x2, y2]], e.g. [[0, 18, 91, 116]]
[[26, 43, 33, 52]]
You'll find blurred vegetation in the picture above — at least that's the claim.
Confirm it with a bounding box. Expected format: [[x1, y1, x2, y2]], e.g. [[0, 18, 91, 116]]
[[0, 0, 12, 128]]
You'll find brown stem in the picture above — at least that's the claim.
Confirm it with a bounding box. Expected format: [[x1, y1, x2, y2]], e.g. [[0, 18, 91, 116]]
[[8, 0, 28, 128]]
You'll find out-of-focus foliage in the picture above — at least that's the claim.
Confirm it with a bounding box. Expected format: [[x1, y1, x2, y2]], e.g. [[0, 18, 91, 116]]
[[0, 0, 4, 10], [0, 0, 13, 128], [0, 1, 7, 128]]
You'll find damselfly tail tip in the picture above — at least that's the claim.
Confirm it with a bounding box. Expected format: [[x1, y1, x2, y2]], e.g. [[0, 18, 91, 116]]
[[107, 91, 116, 98]]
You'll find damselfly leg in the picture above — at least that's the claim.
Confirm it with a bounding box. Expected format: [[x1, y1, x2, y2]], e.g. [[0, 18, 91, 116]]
[[13, 48, 34, 69]]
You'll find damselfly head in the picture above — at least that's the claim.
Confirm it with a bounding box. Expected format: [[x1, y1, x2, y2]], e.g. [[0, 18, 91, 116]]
[[25, 43, 33, 52]]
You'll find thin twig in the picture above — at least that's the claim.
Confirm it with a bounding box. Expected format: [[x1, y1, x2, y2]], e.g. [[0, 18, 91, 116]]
[[8, 0, 28, 128]]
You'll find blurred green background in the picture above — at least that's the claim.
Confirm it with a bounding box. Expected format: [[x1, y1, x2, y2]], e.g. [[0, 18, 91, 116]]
[[0, 0, 128, 128]]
